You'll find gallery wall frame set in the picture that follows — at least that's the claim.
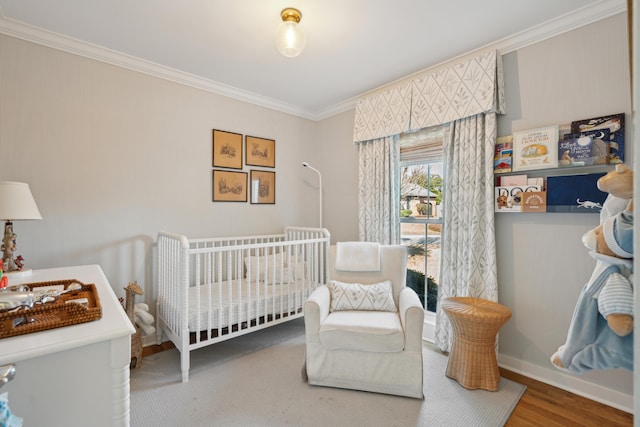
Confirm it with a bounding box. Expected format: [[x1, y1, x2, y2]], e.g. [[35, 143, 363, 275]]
[[212, 129, 276, 203]]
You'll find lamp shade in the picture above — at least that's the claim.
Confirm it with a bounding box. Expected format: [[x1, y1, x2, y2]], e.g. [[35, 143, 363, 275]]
[[275, 8, 306, 58], [0, 182, 42, 220]]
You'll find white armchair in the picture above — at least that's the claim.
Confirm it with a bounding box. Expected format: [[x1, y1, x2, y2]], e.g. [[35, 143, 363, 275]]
[[303, 242, 425, 399]]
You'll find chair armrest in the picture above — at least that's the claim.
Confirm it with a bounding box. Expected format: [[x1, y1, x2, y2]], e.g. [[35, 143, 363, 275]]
[[303, 285, 330, 343], [399, 287, 425, 352]]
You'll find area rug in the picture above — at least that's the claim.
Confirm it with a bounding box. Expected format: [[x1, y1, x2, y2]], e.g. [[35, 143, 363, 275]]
[[130, 319, 525, 426]]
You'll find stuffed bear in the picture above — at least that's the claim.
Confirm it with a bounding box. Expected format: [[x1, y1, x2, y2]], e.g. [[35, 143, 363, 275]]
[[598, 163, 633, 214], [550, 165, 633, 373], [582, 209, 633, 336]]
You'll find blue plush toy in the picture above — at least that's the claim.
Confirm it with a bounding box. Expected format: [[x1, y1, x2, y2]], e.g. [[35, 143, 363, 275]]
[[551, 204, 633, 373]]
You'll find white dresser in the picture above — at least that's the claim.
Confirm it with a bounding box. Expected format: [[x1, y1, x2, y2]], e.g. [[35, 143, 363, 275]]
[[0, 265, 135, 427]]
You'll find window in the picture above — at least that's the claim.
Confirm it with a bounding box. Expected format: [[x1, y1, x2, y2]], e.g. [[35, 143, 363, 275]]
[[399, 127, 444, 314]]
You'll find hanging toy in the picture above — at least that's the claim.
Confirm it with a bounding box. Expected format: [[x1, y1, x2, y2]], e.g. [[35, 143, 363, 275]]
[[551, 165, 634, 373]]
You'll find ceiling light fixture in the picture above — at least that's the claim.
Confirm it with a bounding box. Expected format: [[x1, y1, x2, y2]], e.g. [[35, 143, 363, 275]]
[[275, 8, 306, 58]]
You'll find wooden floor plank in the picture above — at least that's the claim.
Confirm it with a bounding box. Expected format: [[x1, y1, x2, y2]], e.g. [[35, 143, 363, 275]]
[[501, 368, 632, 426]]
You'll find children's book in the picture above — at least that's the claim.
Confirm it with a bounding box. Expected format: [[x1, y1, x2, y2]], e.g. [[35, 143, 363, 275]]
[[570, 113, 624, 164], [494, 135, 513, 173]]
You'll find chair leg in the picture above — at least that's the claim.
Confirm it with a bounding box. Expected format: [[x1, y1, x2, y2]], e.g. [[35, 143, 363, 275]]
[[301, 350, 308, 382]]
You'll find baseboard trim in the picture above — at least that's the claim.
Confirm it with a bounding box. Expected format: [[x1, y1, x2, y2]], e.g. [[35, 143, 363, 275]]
[[142, 334, 158, 348], [498, 353, 632, 413]]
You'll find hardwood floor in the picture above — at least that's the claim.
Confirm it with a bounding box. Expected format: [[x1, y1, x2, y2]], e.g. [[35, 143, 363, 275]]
[[141, 344, 633, 425], [500, 368, 632, 426]]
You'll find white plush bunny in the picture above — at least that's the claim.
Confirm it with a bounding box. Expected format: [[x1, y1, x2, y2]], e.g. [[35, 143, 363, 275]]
[[134, 303, 156, 336]]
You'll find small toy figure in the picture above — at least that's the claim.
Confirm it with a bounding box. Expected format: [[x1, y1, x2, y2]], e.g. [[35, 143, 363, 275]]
[[0, 260, 7, 289]]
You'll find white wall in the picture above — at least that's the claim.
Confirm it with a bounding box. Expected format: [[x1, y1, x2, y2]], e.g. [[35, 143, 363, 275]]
[[317, 13, 633, 410], [315, 110, 359, 243], [0, 35, 318, 303]]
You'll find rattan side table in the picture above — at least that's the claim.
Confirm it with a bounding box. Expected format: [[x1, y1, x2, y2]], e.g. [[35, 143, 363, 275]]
[[441, 297, 512, 391]]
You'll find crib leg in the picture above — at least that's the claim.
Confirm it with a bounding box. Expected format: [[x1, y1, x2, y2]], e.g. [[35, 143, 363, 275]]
[[155, 324, 163, 345], [181, 350, 190, 383]]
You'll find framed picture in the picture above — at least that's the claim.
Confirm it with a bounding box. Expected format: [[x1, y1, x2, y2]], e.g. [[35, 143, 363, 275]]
[[212, 129, 243, 169], [512, 125, 559, 171], [250, 170, 275, 204], [246, 136, 275, 168], [212, 170, 247, 202]]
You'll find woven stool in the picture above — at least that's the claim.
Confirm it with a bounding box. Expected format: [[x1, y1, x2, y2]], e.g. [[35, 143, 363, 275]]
[[441, 297, 512, 391]]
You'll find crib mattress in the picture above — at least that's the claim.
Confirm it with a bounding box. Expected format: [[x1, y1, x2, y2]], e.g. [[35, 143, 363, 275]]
[[185, 280, 312, 331]]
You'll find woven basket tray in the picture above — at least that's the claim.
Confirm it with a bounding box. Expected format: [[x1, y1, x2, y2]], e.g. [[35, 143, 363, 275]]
[[0, 279, 102, 339]]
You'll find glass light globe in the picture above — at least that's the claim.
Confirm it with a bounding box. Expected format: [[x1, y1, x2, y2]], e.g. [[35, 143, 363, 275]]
[[275, 20, 306, 57]]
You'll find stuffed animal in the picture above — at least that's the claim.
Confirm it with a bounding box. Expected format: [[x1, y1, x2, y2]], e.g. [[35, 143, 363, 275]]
[[582, 209, 633, 335], [550, 165, 634, 373], [597, 163, 633, 212], [134, 303, 156, 336]]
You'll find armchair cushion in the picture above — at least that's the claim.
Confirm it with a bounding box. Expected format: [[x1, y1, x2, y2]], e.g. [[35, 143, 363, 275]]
[[328, 280, 396, 312], [319, 311, 405, 352]]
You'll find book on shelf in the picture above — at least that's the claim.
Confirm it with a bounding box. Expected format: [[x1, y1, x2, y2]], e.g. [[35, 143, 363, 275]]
[[558, 128, 610, 167], [499, 174, 528, 186], [512, 125, 559, 171], [495, 184, 543, 213], [522, 191, 547, 213], [493, 135, 513, 173], [570, 113, 624, 164], [527, 177, 544, 187], [546, 173, 607, 213]]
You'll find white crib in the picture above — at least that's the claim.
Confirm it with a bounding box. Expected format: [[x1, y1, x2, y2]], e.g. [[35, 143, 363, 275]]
[[156, 227, 330, 382]]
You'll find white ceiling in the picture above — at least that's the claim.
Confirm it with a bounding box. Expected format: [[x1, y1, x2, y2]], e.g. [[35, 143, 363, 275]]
[[0, 1, 626, 120]]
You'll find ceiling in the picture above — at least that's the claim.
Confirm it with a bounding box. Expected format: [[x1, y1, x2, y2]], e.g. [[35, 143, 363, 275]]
[[0, 1, 625, 120]]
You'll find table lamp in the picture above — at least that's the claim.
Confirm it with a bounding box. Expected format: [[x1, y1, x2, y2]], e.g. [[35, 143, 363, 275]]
[[0, 182, 42, 276]]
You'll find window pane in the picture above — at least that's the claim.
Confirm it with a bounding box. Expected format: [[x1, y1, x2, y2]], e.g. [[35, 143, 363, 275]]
[[400, 162, 443, 313]]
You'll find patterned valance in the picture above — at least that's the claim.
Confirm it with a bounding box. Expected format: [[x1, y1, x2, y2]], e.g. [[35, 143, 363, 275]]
[[352, 83, 411, 143], [353, 50, 505, 143]]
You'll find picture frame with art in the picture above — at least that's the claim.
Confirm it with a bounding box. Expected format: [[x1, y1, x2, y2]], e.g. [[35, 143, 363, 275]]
[[212, 170, 247, 202], [246, 136, 275, 168], [250, 170, 275, 204], [212, 129, 243, 169]]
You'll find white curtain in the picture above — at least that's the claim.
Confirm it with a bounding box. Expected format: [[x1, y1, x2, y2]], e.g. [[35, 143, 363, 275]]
[[434, 113, 499, 353], [357, 135, 400, 244]]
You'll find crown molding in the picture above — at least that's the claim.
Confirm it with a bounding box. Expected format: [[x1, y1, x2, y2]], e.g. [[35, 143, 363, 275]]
[[0, 1, 627, 122], [0, 9, 318, 121]]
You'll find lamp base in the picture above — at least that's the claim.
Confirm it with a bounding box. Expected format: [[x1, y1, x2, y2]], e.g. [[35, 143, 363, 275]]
[[4, 268, 32, 279]]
